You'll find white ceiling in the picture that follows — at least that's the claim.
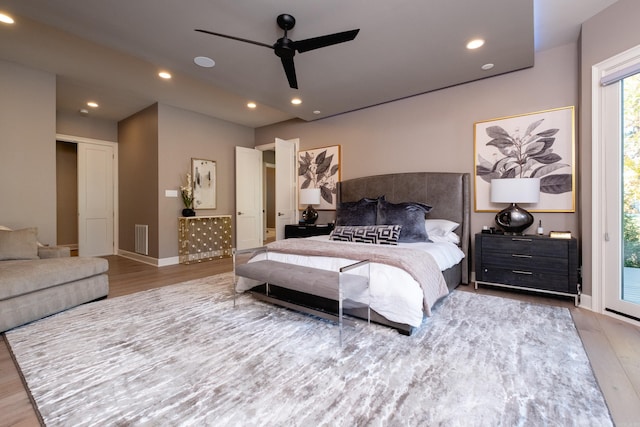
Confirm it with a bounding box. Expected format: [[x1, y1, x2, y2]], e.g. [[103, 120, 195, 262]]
[[0, 0, 618, 128]]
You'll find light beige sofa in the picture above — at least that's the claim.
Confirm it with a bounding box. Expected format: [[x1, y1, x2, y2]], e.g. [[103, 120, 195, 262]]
[[0, 227, 109, 332]]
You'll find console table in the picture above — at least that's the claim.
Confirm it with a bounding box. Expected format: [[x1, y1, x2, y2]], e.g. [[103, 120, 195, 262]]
[[179, 215, 232, 264]]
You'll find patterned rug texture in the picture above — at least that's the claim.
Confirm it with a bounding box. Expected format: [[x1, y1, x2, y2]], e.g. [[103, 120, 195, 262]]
[[6, 272, 612, 426]]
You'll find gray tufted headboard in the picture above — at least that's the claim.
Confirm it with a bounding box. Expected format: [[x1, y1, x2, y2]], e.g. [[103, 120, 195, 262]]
[[337, 172, 470, 284]]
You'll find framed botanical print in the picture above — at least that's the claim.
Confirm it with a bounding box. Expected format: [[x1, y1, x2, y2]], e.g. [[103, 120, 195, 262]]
[[474, 106, 575, 212], [298, 145, 341, 210], [191, 158, 216, 209]]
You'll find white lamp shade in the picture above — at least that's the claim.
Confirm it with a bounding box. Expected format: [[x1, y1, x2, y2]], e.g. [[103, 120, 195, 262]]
[[490, 178, 540, 204], [300, 188, 321, 205]]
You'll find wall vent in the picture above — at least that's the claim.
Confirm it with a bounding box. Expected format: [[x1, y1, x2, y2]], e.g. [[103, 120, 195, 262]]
[[135, 224, 148, 255]]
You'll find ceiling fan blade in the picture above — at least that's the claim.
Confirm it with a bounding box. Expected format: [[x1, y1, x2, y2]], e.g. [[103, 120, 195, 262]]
[[293, 29, 360, 53], [280, 56, 298, 89], [195, 29, 273, 49]]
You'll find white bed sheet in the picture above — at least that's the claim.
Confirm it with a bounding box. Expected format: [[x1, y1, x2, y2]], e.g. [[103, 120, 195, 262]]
[[236, 238, 465, 328]]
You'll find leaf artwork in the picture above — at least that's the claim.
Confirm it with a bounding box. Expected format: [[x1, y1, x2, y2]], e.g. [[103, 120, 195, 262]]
[[298, 149, 339, 204], [476, 118, 571, 194]]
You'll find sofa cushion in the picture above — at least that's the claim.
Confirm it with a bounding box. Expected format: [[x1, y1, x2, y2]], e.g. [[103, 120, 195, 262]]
[[0, 228, 38, 261], [0, 257, 109, 300], [38, 246, 71, 259]]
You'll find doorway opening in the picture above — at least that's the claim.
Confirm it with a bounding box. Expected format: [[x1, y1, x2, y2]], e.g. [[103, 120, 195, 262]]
[[55, 134, 118, 257], [56, 140, 79, 256], [264, 150, 276, 243]]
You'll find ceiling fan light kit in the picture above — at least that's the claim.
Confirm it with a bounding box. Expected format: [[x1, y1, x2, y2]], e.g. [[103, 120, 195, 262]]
[[196, 13, 359, 89]]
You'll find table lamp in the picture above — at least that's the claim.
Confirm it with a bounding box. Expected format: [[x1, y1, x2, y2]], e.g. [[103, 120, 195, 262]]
[[490, 178, 540, 234], [300, 188, 321, 224]]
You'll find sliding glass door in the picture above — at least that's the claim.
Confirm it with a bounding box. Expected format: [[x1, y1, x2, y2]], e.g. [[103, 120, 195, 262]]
[[620, 73, 640, 315], [603, 69, 640, 321]]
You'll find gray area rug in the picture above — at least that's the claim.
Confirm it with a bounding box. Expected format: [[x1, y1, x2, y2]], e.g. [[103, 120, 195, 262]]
[[6, 272, 612, 426]]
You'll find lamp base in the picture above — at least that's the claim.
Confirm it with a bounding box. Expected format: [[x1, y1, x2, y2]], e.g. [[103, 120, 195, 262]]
[[495, 203, 534, 234], [302, 205, 318, 224]]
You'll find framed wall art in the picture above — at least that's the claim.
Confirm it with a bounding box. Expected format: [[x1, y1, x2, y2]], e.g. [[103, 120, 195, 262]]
[[298, 145, 341, 210], [191, 158, 216, 209], [474, 106, 575, 212]]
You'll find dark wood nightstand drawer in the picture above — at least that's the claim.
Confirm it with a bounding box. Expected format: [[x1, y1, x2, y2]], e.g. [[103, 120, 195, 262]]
[[481, 253, 568, 273], [285, 224, 334, 239], [481, 235, 569, 257], [479, 266, 570, 293]]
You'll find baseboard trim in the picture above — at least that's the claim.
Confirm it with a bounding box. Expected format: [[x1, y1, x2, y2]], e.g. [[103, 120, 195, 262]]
[[117, 250, 179, 267], [58, 243, 79, 250], [579, 294, 592, 310]]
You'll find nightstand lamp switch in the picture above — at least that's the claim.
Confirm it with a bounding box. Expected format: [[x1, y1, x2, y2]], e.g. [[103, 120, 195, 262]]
[[491, 178, 540, 234]]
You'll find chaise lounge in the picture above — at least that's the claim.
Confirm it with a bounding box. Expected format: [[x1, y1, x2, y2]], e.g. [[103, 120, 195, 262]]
[[0, 227, 109, 332]]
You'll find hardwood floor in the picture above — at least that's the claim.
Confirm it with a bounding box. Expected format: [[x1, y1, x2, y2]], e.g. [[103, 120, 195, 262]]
[[1, 255, 640, 426]]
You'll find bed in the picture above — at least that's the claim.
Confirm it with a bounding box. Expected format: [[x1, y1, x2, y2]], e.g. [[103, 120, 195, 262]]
[[236, 172, 471, 335]]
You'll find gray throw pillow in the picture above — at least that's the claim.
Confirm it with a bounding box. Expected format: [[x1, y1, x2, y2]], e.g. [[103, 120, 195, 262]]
[[0, 227, 39, 260], [335, 197, 381, 226], [376, 200, 433, 243]]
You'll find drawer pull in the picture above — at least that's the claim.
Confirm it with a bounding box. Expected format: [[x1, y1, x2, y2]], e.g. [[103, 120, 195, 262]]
[[512, 254, 532, 258], [512, 270, 533, 275], [511, 238, 532, 242]]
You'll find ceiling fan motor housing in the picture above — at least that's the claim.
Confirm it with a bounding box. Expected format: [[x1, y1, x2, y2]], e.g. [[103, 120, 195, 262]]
[[275, 37, 295, 58]]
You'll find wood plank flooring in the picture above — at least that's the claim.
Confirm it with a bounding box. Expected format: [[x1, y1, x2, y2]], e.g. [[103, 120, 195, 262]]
[[1, 255, 640, 426]]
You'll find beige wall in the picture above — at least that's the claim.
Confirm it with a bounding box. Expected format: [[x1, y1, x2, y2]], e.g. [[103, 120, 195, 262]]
[[118, 104, 160, 256], [256, 43, 580, 259], [580, 0, 640, 298], [116, 102, 254, 261], [0, 59, 57, 244], [157, 104, 254, 259], [57, 110, 118, 142]]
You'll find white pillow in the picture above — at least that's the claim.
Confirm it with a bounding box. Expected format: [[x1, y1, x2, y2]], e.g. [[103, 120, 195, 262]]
[[429, 232, 461, 244], [425, 219, 459, 236]]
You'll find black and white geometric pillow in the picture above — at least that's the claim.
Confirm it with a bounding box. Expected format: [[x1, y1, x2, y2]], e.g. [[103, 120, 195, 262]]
[[330, 225, 402, 245]]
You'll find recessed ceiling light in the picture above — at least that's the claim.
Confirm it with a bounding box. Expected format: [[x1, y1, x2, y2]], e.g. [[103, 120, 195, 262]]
[[466, 39, 485, 50], [291, 98, 302, 105], [158, 71, 172, 79], [0, 13, 14, 24], [247, 102, 257, 109], [194, 56, 215, 68], [313, 110, 321, 115], [87, 101, 99, 108], [481, 63, 495, 71], [79, 109, 89, 115]]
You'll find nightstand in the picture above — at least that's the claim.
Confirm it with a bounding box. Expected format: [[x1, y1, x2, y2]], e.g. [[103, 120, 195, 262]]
[[475, 233, 580, 305], [284, 223, 335, 239]]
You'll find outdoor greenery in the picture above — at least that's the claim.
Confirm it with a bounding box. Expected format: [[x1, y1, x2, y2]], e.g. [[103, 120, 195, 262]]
[[623, 74, 640, 267]]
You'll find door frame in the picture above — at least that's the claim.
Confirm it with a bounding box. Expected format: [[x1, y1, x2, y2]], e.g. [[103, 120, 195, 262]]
[[56, 133, 119, 255], [592, 45, 640, 326], [256, 139, 300, 240]]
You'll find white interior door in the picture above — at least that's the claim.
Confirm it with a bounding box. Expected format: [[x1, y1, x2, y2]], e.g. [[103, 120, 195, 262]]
[[275, 138, 299, 240], [78, 142, 114, 256], [235, 146, 263, 250]]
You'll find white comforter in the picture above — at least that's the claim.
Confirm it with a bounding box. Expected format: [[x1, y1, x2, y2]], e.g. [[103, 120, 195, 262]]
[[235, 237, 465, 327]]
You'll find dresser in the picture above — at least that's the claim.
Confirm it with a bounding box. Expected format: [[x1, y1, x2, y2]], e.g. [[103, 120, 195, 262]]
[[474, 233, 580, 305], [284, 223, 334, 239], [178, 215, 232, 264]]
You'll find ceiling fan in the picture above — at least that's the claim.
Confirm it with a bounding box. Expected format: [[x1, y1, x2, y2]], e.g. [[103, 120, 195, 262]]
[[195, 14, 360, 89]]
